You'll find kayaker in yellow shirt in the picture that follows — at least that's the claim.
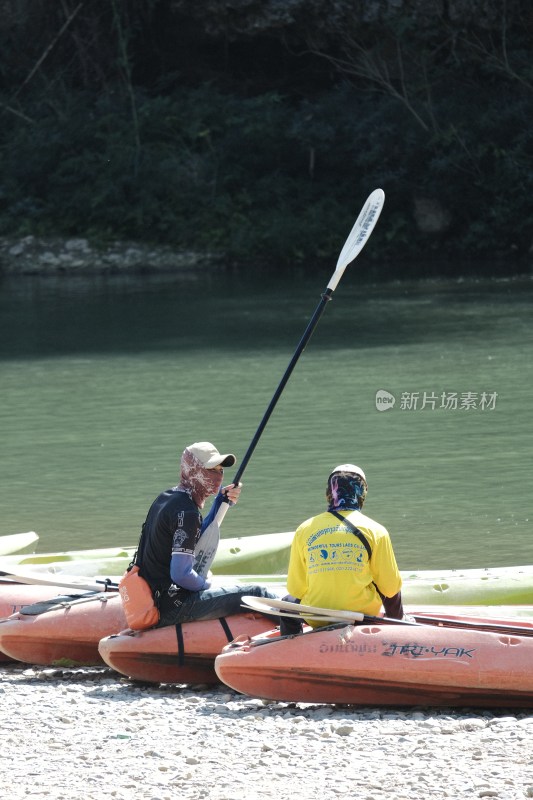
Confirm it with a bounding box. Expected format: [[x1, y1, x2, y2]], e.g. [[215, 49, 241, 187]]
[[281, 463, 404, 635]]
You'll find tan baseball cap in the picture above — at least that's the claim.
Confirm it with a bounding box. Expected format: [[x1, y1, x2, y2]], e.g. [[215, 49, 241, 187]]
[[185, 441, 236, 469]]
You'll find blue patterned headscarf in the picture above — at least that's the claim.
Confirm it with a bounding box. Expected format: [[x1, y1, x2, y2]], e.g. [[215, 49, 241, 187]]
[[327, 471, 368, 511]]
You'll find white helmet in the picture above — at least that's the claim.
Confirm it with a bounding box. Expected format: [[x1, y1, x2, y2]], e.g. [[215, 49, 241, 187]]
[[328, 464, 366, 482]]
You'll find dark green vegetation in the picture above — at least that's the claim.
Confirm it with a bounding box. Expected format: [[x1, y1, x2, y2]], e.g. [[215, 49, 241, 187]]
[[1, 1, 532, 275]]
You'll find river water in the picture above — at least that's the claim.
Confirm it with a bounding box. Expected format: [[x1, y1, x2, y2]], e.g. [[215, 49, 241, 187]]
[[0, 268, 531, 570]]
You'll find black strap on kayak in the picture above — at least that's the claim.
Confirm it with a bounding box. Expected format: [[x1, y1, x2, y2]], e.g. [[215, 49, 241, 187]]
[[173, 617, 235, 666], [218, 616, 234, 642], [174, 623, 185, 666], [329, 510, 372, 561], [19, 591, 102, 616]]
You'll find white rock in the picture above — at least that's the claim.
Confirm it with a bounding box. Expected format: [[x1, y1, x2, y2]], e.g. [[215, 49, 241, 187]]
[[65, 238, 90, 251]]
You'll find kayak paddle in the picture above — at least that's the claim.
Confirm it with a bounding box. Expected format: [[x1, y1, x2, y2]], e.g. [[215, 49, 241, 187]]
[[0, 568, 118, 592], [194, 188, 385, 576]]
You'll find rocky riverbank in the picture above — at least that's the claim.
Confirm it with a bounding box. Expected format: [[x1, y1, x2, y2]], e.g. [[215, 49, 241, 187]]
[[1, 662, 532, 800], [0, 235, 224, 276]]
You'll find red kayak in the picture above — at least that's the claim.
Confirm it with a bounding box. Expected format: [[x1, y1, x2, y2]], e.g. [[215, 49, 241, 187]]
[[0, 580, 97, 663], [99, 604, 533, 688], [98, 613, 276, 685], [0, 591, 274, 680], [214, 611, 533, 708], [1, 581, 73, 617], [0, 591, 125, 666]]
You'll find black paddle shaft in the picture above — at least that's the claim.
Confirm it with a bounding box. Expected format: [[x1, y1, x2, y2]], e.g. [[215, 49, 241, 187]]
[[231, 288, 333, 486]]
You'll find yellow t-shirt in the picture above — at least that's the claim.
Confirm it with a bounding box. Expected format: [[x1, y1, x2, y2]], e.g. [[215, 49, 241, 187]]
[[286, 508, 402, 625]]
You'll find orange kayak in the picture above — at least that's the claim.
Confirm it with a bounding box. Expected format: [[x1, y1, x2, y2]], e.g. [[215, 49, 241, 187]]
[[0, 592, 125, 666], [0, 580, 100, 663], [98, 613, 276, 685], [0, 591, 273, 677], [0, 580, 81, 618], [99, 605, 533, 687], [214, 612, 533, 709]]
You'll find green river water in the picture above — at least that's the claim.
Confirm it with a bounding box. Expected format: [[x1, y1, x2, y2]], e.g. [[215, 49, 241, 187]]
[[0, 268, 531, 570]]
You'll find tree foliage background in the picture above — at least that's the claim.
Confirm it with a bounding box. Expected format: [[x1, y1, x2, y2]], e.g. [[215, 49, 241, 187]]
[[1, 0, 532, 274]]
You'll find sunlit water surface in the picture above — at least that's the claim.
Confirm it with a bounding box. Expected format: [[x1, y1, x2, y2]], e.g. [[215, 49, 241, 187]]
[[1, 267, 531, 570]]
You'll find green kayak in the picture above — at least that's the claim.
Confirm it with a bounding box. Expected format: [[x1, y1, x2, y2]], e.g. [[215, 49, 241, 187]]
[[224, 568, 533, 606], [1, 545, 135, 566], [401, 565, 533, 605], [224, 563, 533, 606], [0, 532, 39, 556], [0, 531, 294, 576], [212, 531, 294, 574], [1, 528, 532, 605]]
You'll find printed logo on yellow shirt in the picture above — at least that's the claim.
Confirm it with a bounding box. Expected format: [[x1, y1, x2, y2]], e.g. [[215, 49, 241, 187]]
[[307, 539, 366, 574]]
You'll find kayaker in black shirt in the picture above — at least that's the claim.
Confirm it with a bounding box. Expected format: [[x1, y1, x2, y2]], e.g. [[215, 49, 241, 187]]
[[137, 441, 277, 627]]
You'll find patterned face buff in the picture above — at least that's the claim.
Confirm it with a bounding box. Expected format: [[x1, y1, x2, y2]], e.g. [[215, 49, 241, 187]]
[[178, 448, 224, 508], [327, 472, 368, 511]]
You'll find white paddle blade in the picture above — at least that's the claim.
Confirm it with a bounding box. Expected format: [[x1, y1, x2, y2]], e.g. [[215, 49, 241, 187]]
[[241, 598, 351, 623], [241, 595, 365, 622], [328, 188, 385, 291], [193, 501, 230, 577], [193, 521, 220, 577]]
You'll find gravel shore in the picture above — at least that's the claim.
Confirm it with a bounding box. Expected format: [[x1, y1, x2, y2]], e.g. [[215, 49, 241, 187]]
[[1, 662, 532, 800]]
